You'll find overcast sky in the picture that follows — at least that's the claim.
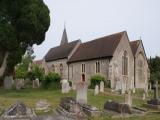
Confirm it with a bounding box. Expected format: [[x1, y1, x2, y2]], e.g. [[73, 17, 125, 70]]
[[33, 0, 160, 60]]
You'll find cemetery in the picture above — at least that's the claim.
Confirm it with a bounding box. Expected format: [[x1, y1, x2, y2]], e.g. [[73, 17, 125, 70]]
[[0, 81, 160, 120], [0, 1, 159, 120]]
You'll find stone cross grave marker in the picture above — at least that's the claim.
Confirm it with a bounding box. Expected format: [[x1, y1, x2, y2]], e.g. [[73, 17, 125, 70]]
[[76, 81, 88, 104], [100, 81, 104, 92], [94, 85, 99, 95]]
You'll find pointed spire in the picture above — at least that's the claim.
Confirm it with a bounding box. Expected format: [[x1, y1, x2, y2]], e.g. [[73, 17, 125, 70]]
[[60, 24, 68, 46]]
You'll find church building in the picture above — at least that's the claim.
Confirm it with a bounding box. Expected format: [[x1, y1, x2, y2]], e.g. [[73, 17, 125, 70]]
[[42, 28, 149, 91]]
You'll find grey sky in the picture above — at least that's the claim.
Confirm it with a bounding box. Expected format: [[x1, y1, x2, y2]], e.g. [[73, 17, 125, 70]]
[[34, 0, 160, 60]]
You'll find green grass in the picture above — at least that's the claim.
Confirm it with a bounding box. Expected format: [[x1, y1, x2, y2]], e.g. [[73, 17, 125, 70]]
[[0, 88, 159, 120]]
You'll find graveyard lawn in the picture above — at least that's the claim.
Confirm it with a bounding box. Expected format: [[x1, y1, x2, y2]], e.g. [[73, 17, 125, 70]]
[[0, 88, 159, 120]]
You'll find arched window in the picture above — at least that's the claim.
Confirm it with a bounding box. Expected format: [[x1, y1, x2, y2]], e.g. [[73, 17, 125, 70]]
[[122, 51, 128, 75], [52, 64, 55, 72], [138, 55, 143, 81], [60, 63, 63, 76]]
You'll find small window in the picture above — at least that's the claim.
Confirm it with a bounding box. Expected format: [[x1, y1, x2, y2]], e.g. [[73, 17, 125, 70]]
[[96, 62, 100, 73], [82, 64, 85, 73]]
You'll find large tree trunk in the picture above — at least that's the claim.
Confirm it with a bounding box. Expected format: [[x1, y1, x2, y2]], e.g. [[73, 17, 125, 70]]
[[0, 52, 9, 77]]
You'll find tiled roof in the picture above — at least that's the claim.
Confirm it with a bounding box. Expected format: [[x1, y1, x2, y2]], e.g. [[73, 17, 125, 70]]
[[45, 40, 80, 62], [68, 31, 125, 63]]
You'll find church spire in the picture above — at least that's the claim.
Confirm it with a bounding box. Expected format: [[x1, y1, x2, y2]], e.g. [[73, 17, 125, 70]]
[[60, 25, 68, 46]]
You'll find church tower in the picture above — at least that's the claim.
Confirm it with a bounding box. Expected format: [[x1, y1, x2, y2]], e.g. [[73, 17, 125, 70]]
[[60, 27, 68, 46]]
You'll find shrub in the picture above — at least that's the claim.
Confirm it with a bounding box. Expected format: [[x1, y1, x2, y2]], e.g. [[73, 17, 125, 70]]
[[42, 72, 61, 89], [30, 64, 45, 81], [90, 74, 105, 88]]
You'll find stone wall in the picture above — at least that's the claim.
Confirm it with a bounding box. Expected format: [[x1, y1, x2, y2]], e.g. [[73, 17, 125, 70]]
[[68, 59, 110, 87], [135, 41, 148, 89], [109, 32, 134, 90], [45, 59, 68, 79]]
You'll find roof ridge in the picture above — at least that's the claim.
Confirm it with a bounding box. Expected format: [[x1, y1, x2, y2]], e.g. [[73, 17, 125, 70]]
[[82, 31, 126, 44]]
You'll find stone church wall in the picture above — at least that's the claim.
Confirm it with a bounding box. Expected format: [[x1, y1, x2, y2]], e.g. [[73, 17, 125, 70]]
[[135, 42, 148, 89], [45, 59, 68, 79], [68, 59, 110, 87], [109, 32, 134, 90]]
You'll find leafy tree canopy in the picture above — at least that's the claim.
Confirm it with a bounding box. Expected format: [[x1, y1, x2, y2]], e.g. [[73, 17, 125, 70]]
[[0, 0, 50, 75], [148, 56, 160, 81], [15, 52, 35, 79]]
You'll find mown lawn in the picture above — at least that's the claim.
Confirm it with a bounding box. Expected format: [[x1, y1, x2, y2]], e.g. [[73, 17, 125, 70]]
[[0, 88, 159, 120]]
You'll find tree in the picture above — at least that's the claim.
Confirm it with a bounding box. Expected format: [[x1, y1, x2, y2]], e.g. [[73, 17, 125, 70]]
[[15, 51, 35, 79], [0, 0, 50, 77], [30, 64, 44, 81], [148, 56, 160, 82]]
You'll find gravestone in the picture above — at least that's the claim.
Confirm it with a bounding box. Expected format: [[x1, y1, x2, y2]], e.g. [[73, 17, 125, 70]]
[[4, 76, 13, 89], [57, 97, 86, 119], [124, 90, 132, 107], [115, 80, 121, 91], [61, 79, 70, 94], [142, 92, 146, 100], [32, 78, 40, 88], [104, 101, 132, 114], [154, 81, 158, 99], [81, 104, 101, 117], [132, 87, 136, 93], [147, 81, 160, 109], [94, 85, 99, 95], [16, 79, 24, 90], [76, 81, 88, 104], [35, 99, 51, 112], [1, 101, 35, 120], [100, 81, 104, 92]]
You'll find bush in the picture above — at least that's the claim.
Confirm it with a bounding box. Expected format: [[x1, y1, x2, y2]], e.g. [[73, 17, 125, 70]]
[[42, 72, 61, 89], [30, 64, 45, 81], [90, 74, 105, 88]]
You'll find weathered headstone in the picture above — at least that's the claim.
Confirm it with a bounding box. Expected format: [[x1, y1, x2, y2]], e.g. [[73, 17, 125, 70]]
[[4, 76, 13, 89], [76, 81, 88, 104], [142, 92, 146, 100], [57, 97, 86, 119], [132, 87, 136, 93], [100, 81, 104, 92], [1, 101, 35, 119], [154, 81, 158, 100], [16, 79, 24, 90], [94, 85, 99, 95], [32, 78, 40, 88], [81, 104, 101, 117], [147, 81, 160, 110], [124, 90, 132, 106], [61, 79, 70, 94], [149, 83, 152, 90], [35, 99, 51, 112], [104, 101, 132, 114]]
